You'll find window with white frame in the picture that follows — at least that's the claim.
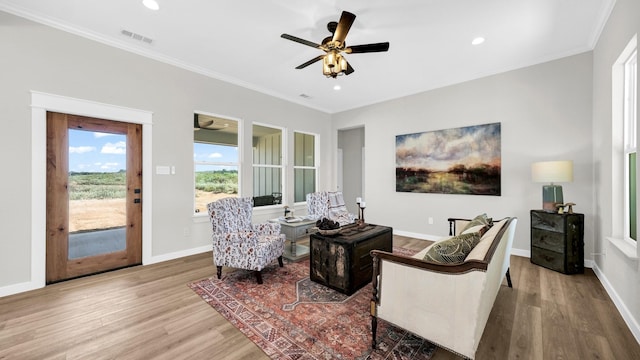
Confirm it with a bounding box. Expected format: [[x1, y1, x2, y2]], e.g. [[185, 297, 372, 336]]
[[193, 114, 239, 214], [624, 49, 637, 242], [294, 132, 318, 202], [252, 124, 284, 207]]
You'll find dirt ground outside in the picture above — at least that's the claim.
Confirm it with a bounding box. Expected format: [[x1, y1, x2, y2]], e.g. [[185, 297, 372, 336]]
[[194, 190, 235, 214], [69, 191, 234, 232], [69, 198, 126, 233]]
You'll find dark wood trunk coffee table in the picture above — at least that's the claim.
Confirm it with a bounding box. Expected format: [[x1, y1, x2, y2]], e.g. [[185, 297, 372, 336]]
[[309, 224, 393, 295]]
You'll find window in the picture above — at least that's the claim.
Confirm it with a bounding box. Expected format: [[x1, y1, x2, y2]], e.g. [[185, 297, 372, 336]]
[[252, 124, 284, 207], [193, 114, 239, 214], [624, 49, 638, 241], [294, 132, 317, 202]]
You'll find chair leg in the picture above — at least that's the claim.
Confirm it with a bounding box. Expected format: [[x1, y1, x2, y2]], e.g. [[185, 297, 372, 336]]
[[371, 316, 378, 349], [255, 271, 263, 284], [216, 266, 222, 279], [506, 268, 513, 288], [278, 256, 283, 267]]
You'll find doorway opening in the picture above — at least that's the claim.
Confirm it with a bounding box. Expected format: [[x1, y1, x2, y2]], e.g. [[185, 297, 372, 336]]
[[337, 127, 365, 215]]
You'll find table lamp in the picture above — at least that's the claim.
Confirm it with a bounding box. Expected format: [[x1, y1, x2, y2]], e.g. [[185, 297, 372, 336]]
[[531, 160, 573, 212]]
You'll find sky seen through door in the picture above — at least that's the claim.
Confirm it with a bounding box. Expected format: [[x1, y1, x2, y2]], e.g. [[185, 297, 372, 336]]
[[68, 130, 126, 173]]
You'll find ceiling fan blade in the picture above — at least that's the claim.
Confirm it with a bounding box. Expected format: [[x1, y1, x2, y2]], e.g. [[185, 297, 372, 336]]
[[344, 61, 355, 75], [295, 55, 324, 69], [332, 11, 356, 45], [281, 34, 322, 49], [345, 42, 390, 54]]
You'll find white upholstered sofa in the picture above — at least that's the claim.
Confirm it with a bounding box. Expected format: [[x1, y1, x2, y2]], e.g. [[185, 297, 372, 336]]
[[370, 216, 517, 359]]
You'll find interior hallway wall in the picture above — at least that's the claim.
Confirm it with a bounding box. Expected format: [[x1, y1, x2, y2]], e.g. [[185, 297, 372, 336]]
[[338, 127, 364, 215]]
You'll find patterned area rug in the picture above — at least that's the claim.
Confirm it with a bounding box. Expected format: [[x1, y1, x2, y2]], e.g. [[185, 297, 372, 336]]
[[188, 247, 436, 359]]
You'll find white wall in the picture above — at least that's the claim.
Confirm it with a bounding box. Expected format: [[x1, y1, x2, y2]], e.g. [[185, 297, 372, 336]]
[[592, 0, 640, 342], [0, 11, 332, 294], [333, 52, 594, 252]]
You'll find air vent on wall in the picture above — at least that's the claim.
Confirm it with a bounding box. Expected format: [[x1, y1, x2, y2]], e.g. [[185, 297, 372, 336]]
[[121, 29, 153, 44]]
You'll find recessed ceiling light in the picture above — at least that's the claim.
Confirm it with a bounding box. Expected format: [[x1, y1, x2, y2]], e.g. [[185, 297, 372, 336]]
[[472, 37, 485, 46], [143, 0, 159, 10], [333, 85, 341, 91]]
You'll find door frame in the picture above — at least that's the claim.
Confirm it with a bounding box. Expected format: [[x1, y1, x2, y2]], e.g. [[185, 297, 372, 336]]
[[31, 91, 152, 289]]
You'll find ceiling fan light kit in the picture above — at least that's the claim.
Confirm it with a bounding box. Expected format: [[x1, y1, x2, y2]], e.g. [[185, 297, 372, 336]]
[[281, 10, 389, 79], [322, 51, 349, 77]]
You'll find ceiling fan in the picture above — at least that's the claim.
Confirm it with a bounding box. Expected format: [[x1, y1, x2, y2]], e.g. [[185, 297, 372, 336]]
[[281, 11, 390, 78], [194, 114, 230, 131]]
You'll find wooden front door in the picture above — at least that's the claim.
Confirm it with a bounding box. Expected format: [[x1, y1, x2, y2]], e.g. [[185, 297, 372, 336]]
[[46, 112, 142, 283]]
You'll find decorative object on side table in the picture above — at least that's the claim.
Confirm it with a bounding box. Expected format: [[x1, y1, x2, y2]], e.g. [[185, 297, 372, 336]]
[[530, 209, 584, 274], [555, 202, 577, 214], [531, 160, 574, 212], [315, 218, 341, 236], [358, 201, 366, 227]]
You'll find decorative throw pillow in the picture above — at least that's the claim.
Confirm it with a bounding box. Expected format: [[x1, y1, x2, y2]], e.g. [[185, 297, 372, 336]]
[[423, 232, 482, 264], [461, 224, 489, 237], [461, 213, 493, 233]]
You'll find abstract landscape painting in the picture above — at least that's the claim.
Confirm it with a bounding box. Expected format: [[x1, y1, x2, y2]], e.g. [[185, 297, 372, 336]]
[[396, 122, 501, 196]]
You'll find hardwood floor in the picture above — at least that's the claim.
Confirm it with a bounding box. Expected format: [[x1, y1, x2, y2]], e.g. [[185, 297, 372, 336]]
[[1, 236, 638, 359]]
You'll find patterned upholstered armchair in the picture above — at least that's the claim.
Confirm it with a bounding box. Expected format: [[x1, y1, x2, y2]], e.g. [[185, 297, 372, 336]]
[[207, 197, 285, 284], [306, 191, 357, 226]]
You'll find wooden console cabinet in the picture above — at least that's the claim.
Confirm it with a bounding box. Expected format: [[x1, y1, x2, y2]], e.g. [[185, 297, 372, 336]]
[[310, 224, 392, 295], [530, 210, 584, 274]]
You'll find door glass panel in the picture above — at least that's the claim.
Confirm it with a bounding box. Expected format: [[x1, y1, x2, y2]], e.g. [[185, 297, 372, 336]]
[[68, 129, 127, 259]]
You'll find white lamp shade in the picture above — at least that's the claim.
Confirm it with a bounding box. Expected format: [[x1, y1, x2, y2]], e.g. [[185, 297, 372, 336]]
[[531, 160, 574, 183]]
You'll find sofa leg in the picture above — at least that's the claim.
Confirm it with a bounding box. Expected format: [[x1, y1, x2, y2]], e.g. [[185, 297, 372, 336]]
[[255, 271, 263, 284], [506, 268, 513, 288], [216, 266, 222, 279], [278, 256, 283, 267]]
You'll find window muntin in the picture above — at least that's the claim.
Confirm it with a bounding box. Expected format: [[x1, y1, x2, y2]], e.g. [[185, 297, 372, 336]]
[[294, 132, 317, 203], [252, 124, 284, 207], [194, 115, 239, 214]]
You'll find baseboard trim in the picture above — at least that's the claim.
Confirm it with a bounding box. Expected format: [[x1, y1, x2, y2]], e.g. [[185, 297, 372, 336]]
[[146, 245, 212, 265], [392, 229, 442, 241], [592, 262, 640, 344], [0, 280, 42, 298], [510, 248, 530, 258]]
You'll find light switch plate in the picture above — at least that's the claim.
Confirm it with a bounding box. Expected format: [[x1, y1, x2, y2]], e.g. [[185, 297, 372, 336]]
[[156, 165, 170, 175]]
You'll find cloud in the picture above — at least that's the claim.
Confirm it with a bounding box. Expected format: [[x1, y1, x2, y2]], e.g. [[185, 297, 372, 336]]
[[209, 152, 223, 159], [69, 146, 96, 154], [100, 162, 120, 170], [94, 132, 115, 138], [101, 141, 126, 155]]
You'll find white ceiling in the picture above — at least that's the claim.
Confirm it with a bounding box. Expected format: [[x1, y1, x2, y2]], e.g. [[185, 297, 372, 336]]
[[0, 0, 614, 114]]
